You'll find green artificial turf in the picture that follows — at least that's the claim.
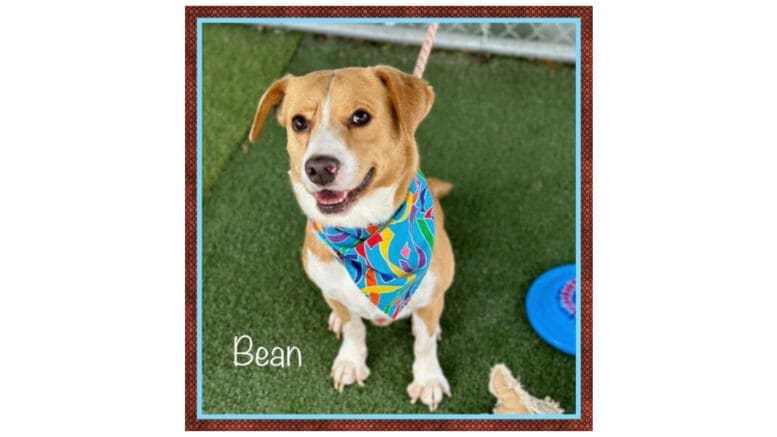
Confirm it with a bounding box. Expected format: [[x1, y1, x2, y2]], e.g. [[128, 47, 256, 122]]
[[201, 24, 301, 193], [201, 25, 576, 415]]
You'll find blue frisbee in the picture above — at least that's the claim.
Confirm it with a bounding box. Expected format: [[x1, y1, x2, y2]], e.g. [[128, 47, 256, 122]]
[[525, 264, 577, 355]]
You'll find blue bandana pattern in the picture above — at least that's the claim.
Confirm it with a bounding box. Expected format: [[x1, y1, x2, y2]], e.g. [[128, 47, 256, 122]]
[[312, 171, 436, 319]]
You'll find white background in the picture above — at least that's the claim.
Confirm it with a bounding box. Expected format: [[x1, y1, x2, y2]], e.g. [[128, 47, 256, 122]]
[[1, 1, 775, 436]]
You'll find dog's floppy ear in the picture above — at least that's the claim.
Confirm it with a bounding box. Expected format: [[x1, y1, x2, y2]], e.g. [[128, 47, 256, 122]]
[[248, 75, 291, 143], [373, 65, 435, 138]]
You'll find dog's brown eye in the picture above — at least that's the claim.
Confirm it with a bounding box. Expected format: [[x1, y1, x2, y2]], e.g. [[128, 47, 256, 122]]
[[292, 115, 309, 133], [350, 110, 371, 127]]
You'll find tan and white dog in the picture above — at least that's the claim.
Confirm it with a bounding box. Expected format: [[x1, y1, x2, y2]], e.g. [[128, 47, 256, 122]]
[[248, 65, 455, 411]]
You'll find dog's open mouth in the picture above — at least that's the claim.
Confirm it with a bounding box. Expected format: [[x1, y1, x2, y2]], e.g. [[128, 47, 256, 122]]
[[315, 167, 375, 214]]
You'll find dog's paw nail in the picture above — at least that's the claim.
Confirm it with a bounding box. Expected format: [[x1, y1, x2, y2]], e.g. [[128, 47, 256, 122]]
[[331, 356, 370, 393], [407, 375, 450, 411]]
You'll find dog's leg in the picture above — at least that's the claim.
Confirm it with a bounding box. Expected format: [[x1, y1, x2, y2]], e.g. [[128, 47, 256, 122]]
[[323, 297, 369, 391], [328, 311, 343, 339], [324, 296, 349, 339], [330, 309, 370, 392], [411, 320, 442, 341], [407, 301, 450, 411]]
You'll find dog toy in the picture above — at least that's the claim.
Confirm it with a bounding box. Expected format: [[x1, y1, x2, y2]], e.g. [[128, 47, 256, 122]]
[[488, 364, 563, 414], [525, 264, 577, 355]]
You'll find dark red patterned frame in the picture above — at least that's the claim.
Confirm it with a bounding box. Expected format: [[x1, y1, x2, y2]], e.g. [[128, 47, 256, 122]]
[[185, 5, 592, 431]]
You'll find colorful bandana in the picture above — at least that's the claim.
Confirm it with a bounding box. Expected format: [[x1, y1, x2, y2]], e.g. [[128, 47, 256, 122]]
[[312, 170, 436, 319]]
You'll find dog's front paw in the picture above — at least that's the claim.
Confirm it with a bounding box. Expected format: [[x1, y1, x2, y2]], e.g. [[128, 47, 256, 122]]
[[331, 356, 370, 392], [407, 373, 451, 412], [328, 311, 343, 339]]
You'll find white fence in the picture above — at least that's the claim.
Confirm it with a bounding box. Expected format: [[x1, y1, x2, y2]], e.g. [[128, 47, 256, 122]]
[[269, 22, 576, 63]]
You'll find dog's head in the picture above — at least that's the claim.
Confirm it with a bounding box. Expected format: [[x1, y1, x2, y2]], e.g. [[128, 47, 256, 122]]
[[249, 65, 434, 228]]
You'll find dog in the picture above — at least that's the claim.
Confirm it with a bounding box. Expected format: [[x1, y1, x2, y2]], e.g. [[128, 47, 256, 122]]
[[248, 65, 455, 411]]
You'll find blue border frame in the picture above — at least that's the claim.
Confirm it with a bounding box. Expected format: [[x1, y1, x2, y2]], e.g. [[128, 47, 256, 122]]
[[197, 17, 582, 421]]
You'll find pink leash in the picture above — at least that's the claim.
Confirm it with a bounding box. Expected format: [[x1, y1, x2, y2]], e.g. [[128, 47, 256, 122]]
[[413, 23, 439, 78]]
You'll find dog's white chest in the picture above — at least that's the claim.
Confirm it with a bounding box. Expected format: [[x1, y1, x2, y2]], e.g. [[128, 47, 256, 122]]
[[304, 249, 436, 324]]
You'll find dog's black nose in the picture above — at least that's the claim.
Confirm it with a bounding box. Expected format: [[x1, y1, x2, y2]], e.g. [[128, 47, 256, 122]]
[[304, 156, 340, 186]]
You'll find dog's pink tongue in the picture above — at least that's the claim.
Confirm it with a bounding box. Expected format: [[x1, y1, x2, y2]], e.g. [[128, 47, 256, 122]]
[[316, 190, 347, 205]]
